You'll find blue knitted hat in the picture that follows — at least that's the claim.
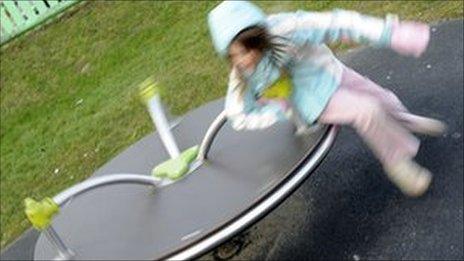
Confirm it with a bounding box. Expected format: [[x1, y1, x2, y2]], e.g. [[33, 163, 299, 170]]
[[208, 1, 266, 57]]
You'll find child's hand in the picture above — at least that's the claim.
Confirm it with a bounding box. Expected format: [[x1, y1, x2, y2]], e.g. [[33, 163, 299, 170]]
[[391, 20, 430, 58]]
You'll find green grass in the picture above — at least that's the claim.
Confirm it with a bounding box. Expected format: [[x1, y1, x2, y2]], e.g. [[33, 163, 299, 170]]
[[0, 0, 462, 249]]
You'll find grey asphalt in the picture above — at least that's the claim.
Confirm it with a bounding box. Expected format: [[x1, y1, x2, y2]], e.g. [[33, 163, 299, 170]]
[[1, 20, 462, 261]]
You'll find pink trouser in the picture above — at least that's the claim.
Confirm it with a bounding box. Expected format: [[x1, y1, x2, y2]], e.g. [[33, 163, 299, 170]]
[[318, 66, 420, 167]]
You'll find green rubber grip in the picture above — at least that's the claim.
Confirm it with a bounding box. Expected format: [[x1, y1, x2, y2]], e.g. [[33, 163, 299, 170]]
[[24, 197, 59, 230], [152, 145, 199, 180]]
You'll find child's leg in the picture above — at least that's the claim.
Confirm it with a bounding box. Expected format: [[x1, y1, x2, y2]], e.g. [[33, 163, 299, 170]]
[[318, 88, 431, 196], [319, 87, 419, 166], [340, 66, 408, 114], [341, 66, 446, 136]]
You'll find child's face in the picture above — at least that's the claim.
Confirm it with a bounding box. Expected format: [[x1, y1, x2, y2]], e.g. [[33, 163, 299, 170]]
[[229, 41, 261, 76]]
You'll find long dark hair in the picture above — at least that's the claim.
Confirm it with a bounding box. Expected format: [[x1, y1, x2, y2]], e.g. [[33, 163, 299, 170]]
[[230, 26, 288, 69], [229, 26, 289, 96]]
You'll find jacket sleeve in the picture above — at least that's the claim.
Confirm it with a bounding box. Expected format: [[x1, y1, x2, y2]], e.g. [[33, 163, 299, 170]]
[[224, 68, 289, 131], [270, 9, 398, 47]]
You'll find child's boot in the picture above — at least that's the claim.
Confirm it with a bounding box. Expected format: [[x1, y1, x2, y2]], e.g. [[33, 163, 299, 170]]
[[399, 113, 447, 137], [384, 159, 432, 197]]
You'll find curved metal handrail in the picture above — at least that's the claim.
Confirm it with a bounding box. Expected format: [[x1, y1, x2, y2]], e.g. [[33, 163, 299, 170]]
[[197, 111, 228, 161], [53, 174, 162, 206], [196, 110, 325, 161], [40, 174, 162, 260]]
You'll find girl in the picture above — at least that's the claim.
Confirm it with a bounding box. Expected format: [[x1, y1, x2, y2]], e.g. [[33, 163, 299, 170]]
[[207, 1, 446, 197]]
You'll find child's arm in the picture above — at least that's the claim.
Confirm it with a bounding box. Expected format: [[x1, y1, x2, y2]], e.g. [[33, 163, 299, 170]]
[[270, 9, 429, 57], [224, 68, 290, 131]]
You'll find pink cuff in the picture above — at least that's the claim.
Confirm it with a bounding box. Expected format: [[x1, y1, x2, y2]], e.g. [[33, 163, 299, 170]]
[[391, 20, 430, 57], [257, 98, 290, 112]]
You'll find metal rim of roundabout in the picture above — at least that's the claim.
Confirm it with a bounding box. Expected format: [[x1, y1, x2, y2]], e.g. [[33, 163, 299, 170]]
[[165, 124, 338, 260]]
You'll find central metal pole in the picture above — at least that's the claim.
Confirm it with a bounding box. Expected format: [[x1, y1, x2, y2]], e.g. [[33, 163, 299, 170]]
[[146, 94, 180, 159]]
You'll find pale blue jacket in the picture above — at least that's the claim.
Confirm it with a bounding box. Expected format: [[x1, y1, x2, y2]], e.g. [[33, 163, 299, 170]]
[[224, 9, 398, 130]]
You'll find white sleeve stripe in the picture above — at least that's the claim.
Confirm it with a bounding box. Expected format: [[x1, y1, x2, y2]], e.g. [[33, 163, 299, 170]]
[[271, 10, 386, 43]]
